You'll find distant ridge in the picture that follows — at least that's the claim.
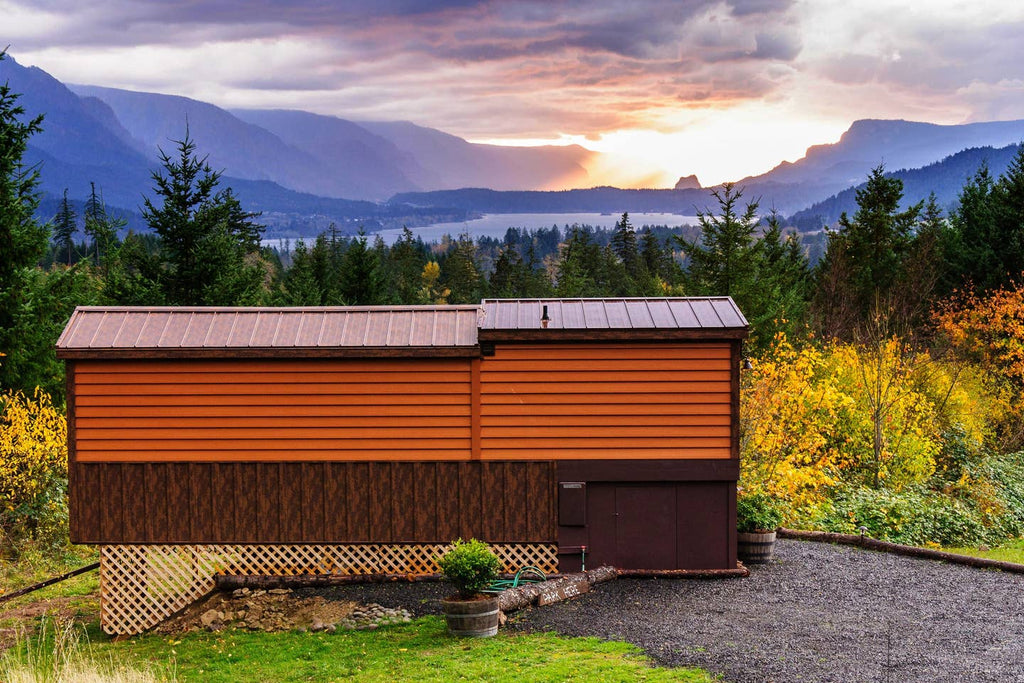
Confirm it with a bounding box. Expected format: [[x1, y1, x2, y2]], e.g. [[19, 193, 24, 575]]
[[5, 51, 1024, 237]]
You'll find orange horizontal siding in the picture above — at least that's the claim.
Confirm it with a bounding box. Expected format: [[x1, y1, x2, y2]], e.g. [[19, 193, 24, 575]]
[[481, 381, 731, 394], [74, 450, 472, 462], [75, 358, 460, 374], [75, 370, 468, 385], [79, 415, 470, 429], [480, 359, 732, 372], [78, 437, 470, 452], [490, 344, 730, 360], [480, 370, 727, 383], [78, 382, 469, 396], [481, 426, 729, 438], [481, 401, 730, 415], [479, 343, 735, 460], [482, 448, 731, 460], [480, 414, 730, 426], [77, 404, 471, 418], [80, 426, 470, 440], [73, 358, 472, 463], [76, 394, 468, 407]]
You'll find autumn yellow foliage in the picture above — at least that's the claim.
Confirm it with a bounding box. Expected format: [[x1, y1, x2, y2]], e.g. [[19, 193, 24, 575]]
[[740, 333, 994, 524], [0, 388, 68, 551], [934, 282, 1024, 451]]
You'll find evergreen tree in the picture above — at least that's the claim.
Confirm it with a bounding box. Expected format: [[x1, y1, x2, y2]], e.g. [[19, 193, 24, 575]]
[[610, 212, 642, 280], [278, 239, 322, 305], [813, 165, 922, 338], [83, 182, 121, 267], [53, 188, 77, 265], [441, 234, 484, 304], [142, 129, 266, 305], [384, 227, 429, 304], [555, 227, 603, 296], [678, 183, 761, 304], [0, 50, 50, 392], [488, 246, 523, 298], [752, 210, 812, 349], [338, 230, 385, 305], [990, 146, 1024, 283]]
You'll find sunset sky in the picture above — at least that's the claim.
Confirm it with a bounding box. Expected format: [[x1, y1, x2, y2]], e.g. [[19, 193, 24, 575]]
[[5, 0, 1023, 188]]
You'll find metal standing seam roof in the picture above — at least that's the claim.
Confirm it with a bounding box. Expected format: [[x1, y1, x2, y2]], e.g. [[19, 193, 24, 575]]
[[56, 298, 748, 352], [479, 297, 748, 330], [56, 306, 482, 350]]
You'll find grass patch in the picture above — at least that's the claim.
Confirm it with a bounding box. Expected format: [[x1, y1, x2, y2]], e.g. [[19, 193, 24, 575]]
[[942, 537, 1024, 564], [109, 617, 715, 682]]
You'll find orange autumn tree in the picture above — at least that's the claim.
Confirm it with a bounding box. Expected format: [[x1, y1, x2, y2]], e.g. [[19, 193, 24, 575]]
[[935, 280, 1024, 450]]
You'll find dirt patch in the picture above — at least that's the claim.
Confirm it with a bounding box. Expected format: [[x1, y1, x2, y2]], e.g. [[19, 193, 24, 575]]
[[157, 588, 412, 635], [0, 595, 99, 651]]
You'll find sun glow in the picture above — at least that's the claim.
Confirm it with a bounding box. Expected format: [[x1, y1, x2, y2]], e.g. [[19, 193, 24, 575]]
[[474, 105, 848, 189]]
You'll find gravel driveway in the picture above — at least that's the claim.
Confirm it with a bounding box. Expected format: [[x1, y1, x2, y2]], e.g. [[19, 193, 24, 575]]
[[308, 539, 1024, 682], [507, 539, 1024, 682]]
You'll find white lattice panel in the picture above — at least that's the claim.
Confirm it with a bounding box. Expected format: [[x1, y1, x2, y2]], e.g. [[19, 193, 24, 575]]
[[99, 543, 558, 635]]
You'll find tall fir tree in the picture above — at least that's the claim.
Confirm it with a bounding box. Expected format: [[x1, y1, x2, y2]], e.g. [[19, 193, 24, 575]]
[[441, 234, 484, 304], [83, 182, 121, 266], [338, 230, 385, 305], [142, 128, 266, 305], [0, 49, 50, 392], [813, 165, 922, 339], [53, 188, 77, 265], [678, 182, 761, 305]]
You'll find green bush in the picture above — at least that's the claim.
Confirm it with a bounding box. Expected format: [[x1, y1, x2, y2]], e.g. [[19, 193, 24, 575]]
[[736, 491, 784, 533], [818, 485, 989, 546], [436, 538, 501, 598]]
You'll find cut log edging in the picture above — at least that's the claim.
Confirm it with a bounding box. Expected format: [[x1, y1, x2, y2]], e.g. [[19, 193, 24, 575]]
[[498, 565, 618, 613], [778, 528, 1024, 574]]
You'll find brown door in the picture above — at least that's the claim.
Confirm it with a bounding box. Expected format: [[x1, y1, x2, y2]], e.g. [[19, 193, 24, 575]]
[[613, 485, 678, 570]]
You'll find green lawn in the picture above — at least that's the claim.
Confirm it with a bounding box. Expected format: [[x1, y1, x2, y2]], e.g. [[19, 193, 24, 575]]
[[2, 563, 717, 683], [942, 537, 1024, 564], [105, 617, 716, 682]]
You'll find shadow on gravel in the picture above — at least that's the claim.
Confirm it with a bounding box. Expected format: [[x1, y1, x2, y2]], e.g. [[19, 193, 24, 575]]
[[503, 539, 1024, 683]]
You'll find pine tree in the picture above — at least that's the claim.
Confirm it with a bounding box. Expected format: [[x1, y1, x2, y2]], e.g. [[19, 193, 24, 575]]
[[142, 128, 266, 305], [83, 182, 121, 266], [339, 230, 384, 305], [679, 182, 761, 303], [383, 227, 429, 304], [0, 49, 50, 392], [53, 188, 77, 265], [812, 165, 922, 338], [441, 234, 484, 304], [279, 239, 322, 305]]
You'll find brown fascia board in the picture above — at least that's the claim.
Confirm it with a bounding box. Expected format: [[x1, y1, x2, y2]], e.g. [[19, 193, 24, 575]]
[[55, 346, 481, 360]]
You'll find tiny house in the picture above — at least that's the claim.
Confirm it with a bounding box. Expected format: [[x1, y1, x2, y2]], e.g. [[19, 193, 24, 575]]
[[57, 297, 747, 633]]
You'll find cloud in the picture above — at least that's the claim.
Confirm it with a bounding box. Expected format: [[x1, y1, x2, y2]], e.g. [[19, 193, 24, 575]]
[[8, 0, 1022, 158]]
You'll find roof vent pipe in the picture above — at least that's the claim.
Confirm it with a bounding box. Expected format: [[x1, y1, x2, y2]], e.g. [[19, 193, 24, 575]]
[[541, 305, 550, 328]]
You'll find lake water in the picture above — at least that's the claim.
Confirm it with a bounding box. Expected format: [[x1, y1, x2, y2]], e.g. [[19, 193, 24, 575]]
[[372, 212, 700, 245]]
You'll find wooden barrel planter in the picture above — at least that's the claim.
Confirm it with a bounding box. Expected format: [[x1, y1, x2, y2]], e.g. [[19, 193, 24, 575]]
[[737, 531, 777, 564], [442, 596, 500, 637]]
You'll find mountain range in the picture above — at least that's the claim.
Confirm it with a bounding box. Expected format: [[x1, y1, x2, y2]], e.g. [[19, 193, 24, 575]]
[[4, 52, 1024, 238]]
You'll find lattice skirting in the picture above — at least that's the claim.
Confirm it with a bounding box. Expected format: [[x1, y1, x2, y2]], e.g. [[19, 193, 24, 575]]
[[99, 543, 558, 635]]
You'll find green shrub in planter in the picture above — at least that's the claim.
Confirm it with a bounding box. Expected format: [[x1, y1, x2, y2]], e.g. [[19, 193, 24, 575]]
[[436, 538, 501, 598], [737, 491, 784, 533]]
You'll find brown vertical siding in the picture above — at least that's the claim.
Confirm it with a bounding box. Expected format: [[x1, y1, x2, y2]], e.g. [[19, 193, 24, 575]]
[[479, 343, 734, 459], [72, 359, 472, 462], [70, 460, 555, 544]]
